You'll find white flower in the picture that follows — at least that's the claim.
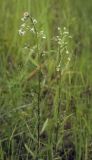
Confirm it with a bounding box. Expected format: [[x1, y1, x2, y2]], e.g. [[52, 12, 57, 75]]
[[56, 36, 59, 39], [69, 36, 72, 39], [68, 57, 71, 61], [66, 50, 69, 54], [30, 28, 35, 33], [56, 67, 60, 72], [24, 46, 28, 49], [33, 19, 37, 24], [19, 29, 26, 36], [58, 27, 61, 31], [56, 63, 61, 72], [21, 12, 29, 22], [42, 36, 46, 39], [64, 31, 69, 35], [38, 30, 46, 39], [21, 18, 25, 21], [64, 27, 66, 30], [26, 26, 30, 30], [24, 12, 29, 18], [21, 23, 25, 28]]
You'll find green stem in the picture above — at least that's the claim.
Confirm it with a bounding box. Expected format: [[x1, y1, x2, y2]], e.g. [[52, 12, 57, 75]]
[[55, 46, 61, 152], [29, 15, 41, 157]]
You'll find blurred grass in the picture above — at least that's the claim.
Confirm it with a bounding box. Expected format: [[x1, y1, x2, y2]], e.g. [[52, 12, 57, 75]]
[[0, 0, 92, 159]]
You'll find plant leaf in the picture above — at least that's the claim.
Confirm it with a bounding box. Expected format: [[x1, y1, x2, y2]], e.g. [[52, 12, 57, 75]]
[[24, 144, 35, 158], [40, 118, 49, 135]]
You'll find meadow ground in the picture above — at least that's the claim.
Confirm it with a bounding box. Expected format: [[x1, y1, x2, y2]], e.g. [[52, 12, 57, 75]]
[[0, 0, 92, 159]]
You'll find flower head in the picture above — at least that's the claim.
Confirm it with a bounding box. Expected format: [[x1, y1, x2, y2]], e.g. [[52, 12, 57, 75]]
[[18, 29, 26, 36], [21, 23, 26, 28], [24, 12, 29, 18], [30, 28, 35, 33], [33, 19, 37, 24], [21, 12, 30, 22]]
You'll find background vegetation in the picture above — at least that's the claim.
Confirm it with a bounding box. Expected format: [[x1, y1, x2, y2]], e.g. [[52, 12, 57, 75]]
[[0, 0, 92, 159]]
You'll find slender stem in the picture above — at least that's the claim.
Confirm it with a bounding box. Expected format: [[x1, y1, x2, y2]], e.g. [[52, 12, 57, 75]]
[[55, 46, 61, 151], [29, 15, 41, 157], [37, 68, 41, 155]]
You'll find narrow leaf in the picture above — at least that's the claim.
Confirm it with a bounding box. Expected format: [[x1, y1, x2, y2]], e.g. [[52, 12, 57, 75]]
[[40, 118, 49, 134], [25, 144, 35, 158]]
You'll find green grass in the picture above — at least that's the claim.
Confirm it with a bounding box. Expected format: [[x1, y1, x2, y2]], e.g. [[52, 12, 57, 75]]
[[0, 0, 92, 159]]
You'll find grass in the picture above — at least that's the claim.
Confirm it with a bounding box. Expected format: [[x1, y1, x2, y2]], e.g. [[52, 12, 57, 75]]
[[0, 0, 92, 159]]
